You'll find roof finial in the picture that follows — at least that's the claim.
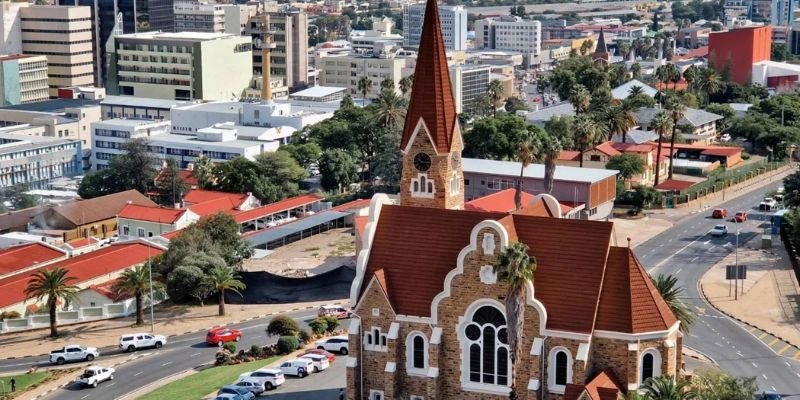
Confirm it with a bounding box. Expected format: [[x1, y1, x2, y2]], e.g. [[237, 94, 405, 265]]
[[627, 237, 631, 248]]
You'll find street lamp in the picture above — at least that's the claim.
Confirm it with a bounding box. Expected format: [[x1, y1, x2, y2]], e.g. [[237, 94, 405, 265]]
[[148, 242, 155, 332], [734, 221, 740, 301]]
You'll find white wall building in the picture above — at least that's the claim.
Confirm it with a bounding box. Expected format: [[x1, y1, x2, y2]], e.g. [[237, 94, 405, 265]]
[[403, 3, 467, 51], [173, 2, 245, 35], [475, 16, 541, 58], [170, 99, 334, 133], [0, 128, 82, 188], [319, 51, 409, 98], [91, 119, 171, 170], [0, 1, 26, 55], [449, 64, 491, 115], [350, 17, 404, 52]]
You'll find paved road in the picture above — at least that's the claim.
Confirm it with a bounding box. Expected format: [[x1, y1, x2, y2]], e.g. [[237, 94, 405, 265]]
[[38, 310, 323, 400], [634, 178, 800, 395]]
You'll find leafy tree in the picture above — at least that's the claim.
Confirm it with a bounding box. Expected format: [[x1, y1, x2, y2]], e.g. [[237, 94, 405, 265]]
[[24, 268, 79, 337], [652, 110, 673, 187], [545, 115, 575, 150], [322, 315, 340, 333], [464, 115, 535, 160], [573, 114, 605, 168], [493, 242, 536, 400], [728, 112, 777, 142], [308, 317, 328, 335], [398, 76, 413, 97], [205, 264, 246, 316], [266, 315, 300, 337], [276, 336, 299, 354], [704, 103, 735, 133], [487, 79, 505, 117], [113, 264, 163, 326], [78, 138, 157, 198], [603, 101, 638, 142], [198, 213, 254, 264], [568, 85, 591, 114], [374, 89, 407, 128], [371, 127, 402, 188], [630, 62, 642, 80], [634, 185, 662, 209], [193, 156, 214, 189], [693, 68, 722, 106], [155, 158, 188, 207], [282, 142, 322, 170], [783, 170, 800, 208], [3, 184, 39, 210], [757, 126, 799, 160], [640, 375, 696, 400], [319, 149, 359, 192], [211, 152, 307, 204], [652, 274, 694, 333], [504, 97, 528, 114], [607, 154, 646, 182], [379, 78, 394, 91], [772, 43, 789, 62], [357, 76, 373, 102], [167, 264, 211, 305], [691, 368, 757, 400]]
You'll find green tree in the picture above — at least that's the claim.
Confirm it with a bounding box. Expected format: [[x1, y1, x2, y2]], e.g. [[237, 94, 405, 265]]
[[4, 184, 39, 210], [630, 62, 643, 80], [606, 154, 646, 182], [167, 264, 211, 305], [665, 95, 687, 180], [319, 149, 359, 192], [604, 101, 638, 142], [24, 268, 79, 338], [374, 89, 407, 128], [783, 170, 800, 208], [357, 76, 373, 102], [193, 156, 214, 189], [371, 127, 403, 188], [652, 274, 694, 333], [196, 213, 254, 266], [463, 115, 534, 160], [493, 242, 536, 400], [652, 110, 673, 187], [379, 78, 394, 91], [78, 138, 157, 198], [112, 264, 163, 326], [515, 142, 534, 210], [504, 97, 528, 114], [691, 369, 757, 400], [398, 76, 413, 97], [693, 68, 722, 106], [487, 79, 504, 117], [573, 114, 604, 168], [205, 264, 246, 316], [568, 85, 591, 114], [704, 103, 735, 133], [538, 135, 562, 194], [266, 315, 300, 337], [545, 115, 575, 150], [640, 375, 696, 400], [155, 158, 188, 207], [282, 142, 322, 170], [772, 43, 789, 62]]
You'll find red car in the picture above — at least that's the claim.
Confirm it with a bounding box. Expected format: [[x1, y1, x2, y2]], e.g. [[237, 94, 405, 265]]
[[302, 349, 336, 363], [206, 327, 242, 346], [733, 211, 748, 222], [711, 208, 728, 219]]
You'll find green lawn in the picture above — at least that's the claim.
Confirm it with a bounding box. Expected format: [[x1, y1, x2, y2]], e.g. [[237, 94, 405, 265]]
[[140, 356, 279, 400], [0, 371, 50, 395]]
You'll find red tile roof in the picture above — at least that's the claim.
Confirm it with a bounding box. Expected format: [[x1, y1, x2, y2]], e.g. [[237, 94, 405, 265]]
[[161, 228, 184, 240], [66, 237, 100, 249], [672, 46, 709, 61], [118, 204, 187, 224], [89, 279, 133, 302], [329, 198, 372, 213], [655, 179, 696, 192], [464, 189, 535, 213], [655, 79, 689, 91], [558, 150, 581, 161], [612, 142, 655, 153], [595, 141, 621, 157], [187, 197, 240, 218], [183, 189, 248, 206], [701, 147, 742, 157], [0, 242, 163, 308], [595, 247, 678, 333], [564, 369, 624, 400], [233, 194, 322, 223], [354, 215, 369, 239], [0, 243, 65, 276], [400, 0, 457, 154]]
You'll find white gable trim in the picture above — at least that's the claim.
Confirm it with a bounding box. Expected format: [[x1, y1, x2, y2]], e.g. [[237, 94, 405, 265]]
[[593, 321, 680, 341], [349, 194, 392, 307], [353, 274, 396, 317], [542, 329, 591, 341], [402, 118, 441, 155]]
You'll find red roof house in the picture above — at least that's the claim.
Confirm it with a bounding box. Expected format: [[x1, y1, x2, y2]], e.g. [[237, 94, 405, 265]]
[[0, 243, 66, 277]]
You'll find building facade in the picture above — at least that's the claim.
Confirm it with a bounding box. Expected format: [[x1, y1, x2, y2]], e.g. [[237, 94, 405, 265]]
[[319, 54, 407, 99], [708, 25, 772, 84], [475, 16, 542, 57], [0, 128, 82, 188], [108, 31, 253, 101], [403, 2, 466, 51], [0, 1, 26, 55], [173, 2, 243, 34], [348, 3, 682, 399], [0, 55, 49, 106], [20, 5, 95, 97], [248, 10, 308, 90], [449, 65, 490, 115], [90, 118, 171, 170]]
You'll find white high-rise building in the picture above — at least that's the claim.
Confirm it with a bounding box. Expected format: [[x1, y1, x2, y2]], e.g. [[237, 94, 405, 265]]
[[173, 2, 244, 35], [0, 1, 26, 55], [475, 16, 541, 55], [403, 3, 466, 51]]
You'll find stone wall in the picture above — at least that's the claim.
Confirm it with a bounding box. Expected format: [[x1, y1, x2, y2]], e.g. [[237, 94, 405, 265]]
[[399, 122, 464, 210]]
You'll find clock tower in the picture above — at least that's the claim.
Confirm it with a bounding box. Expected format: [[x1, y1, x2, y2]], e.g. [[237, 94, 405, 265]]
[[399, 0, 464, 210]]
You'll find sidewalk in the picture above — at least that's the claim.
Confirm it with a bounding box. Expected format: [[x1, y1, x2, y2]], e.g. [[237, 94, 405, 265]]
[[0, 300, 346, 360], [699, 239, 800, 356]]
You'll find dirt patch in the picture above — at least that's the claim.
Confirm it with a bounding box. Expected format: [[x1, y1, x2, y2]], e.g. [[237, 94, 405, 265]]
[[244, 228, 356, 277]]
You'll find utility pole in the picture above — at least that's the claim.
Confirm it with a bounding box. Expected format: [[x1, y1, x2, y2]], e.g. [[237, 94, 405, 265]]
[[148, 242, 155, 332], [734, 225, 740, 300]]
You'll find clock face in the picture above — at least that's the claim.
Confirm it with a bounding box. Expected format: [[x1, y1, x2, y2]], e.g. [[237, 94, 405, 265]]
[[451, 153, 460, 169], [414, 152, 431, 172]]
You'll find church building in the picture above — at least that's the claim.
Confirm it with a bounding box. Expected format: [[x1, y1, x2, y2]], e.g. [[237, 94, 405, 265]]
[[345, 2, 682, 399]]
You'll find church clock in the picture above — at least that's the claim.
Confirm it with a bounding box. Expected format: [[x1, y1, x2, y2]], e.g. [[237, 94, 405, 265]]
[[414, 153, 432, 172]]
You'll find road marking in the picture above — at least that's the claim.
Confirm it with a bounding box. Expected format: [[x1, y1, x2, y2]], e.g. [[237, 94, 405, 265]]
[[107, 382, 115, 387], [772, 386, 777, 392], [690, 256, 699, 262], [758, 332, 769, 340], [762, 374, 768, 380], [649, 234, 708, 272], [714, 342, 723, 347], [768, 338, 780, 347], [703, 240, 711, 245], [736, 351, 744, 357], [748, 326, 758, 332], [675, 268, 682, 274], [81, 395, 90, 400], [786, 361, 792, 368], [189, 352, 201, 357], [752, 362, 759, 368], [134, 372, 144, 376], [779, 345, 792, 355], [161, 361, 172, 367]]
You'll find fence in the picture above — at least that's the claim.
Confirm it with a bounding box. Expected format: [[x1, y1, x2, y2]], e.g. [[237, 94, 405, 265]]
[[668, 160, 789, 206]]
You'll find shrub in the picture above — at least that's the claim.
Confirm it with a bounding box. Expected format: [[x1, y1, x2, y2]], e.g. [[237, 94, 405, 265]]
[[215, 351, 231, 366], [742, 152, 751, 160], [223, 342, 237, 354], [0, 311, 21, 321], [322, 316, 340, 333], [298, 329, 311, 344], [308, 317, 328, 336], [277, 335, 299, 354], [266, 315, 300, 337], [250, 344, 263, 357]]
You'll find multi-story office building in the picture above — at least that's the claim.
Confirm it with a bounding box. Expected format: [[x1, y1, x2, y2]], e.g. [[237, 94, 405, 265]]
[[0, 97, 102, 151], [318, 50, 408, 99], [349, 17, 403, 52], [770, 0, 797, 24], [449, 65, 490, 115], [108, 31, 253, 101], [0, 127, 82, 188], [20, 5, 95, 97], [247, 10, 308, 90], [100, 95, 186, 120], [174, 2, 243, 34], [475, 16, 541, 65], [90, 119, 170, 169], [403, 3, 466, 51], [0, 1, 26, 55], [0, 55, 49, 106]]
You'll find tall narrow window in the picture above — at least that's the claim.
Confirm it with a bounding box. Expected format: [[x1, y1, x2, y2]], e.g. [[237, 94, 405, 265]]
[[555, 351, 568, 385], [642, 353, 654, 382], [413, 336, 425, 369], [463, 305, 509, 387]]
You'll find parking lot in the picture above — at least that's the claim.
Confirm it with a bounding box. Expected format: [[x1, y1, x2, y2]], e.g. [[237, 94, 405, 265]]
[[261, 357, 346, 399]]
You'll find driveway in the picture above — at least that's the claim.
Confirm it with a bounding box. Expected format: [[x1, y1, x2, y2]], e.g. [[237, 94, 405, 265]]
[[261, 357, 345, 399]]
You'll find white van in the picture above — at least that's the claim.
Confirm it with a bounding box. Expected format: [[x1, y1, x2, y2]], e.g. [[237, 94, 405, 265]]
[[278, 358, 313, 378]]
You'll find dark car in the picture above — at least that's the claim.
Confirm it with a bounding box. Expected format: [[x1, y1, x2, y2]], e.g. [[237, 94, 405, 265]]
[[761, 392, 782, 400]]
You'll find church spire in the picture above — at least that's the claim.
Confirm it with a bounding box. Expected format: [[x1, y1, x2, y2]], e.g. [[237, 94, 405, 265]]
[[592, 27, 610, 64], [400, 0, 458, 154]]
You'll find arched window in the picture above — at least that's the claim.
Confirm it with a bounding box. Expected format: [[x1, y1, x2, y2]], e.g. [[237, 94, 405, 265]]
[[427, 181, 433, 193], [642, 353, 654, 382], [555, 351, 568, 385], [547, 347, 573, 394], [639, 349, 662, 384], [413, 336, 425, 369], [463, 305, 509, 386], [406, 332, 428, 374]]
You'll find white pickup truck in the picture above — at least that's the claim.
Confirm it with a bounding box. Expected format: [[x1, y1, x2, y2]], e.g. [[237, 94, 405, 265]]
[[760, 197, 778, 211], [77, 366, 115, 388], [49, 345, 99, 365]]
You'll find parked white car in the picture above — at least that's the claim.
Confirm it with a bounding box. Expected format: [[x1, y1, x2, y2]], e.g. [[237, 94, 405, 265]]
[[49, 345, 99, 365], [119, 333, 167, 352], [315, 335, 349, 355], [76, 366, 115, 388], [238, 368, 285, 391], [299, 353, 330, 372], [760, 197, 777, 211], [278, 358, 313, 378]]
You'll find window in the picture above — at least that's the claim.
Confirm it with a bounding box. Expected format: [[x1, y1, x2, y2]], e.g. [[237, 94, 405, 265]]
[[411, 173, 434, 199], [369, 390, 384, 400], [639, 349, 662, 384], [365, 327, 388, 351], [547, 347, 573, 394], [589, 155, 602, 162], [137, 228, 145, 237], [461, 304, 509, 390], [406, 332, 428, 375]]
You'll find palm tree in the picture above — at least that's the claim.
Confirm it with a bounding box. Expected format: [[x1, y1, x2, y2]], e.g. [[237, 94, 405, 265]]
[[24, 267, 79, 338], [374, 89, 407, 128], [628, 85, 644, 97], [488, 79, 504, 117], [568, 85, 591, 114], [357, 76, 373, 103], [682, 65, 700, 93], [652, 274, 694, 334], [399, 76, 413, 97], [630, 62, 642, 80], [540, 136, 562, 194], [693, 68, 722, 105], [112, 264, 163, 327], [515, 142, 534, 210], [379, 78, 394, 91], [665, 95, 686, 180], [651, 110, 672, 187], [493, 242, 536, 400], [604, 101, 638, 142], [573, 114, 604, 168], [639, 375, 697, 400], [205, 264, 246, 316], [194, 156, 214, 189]]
